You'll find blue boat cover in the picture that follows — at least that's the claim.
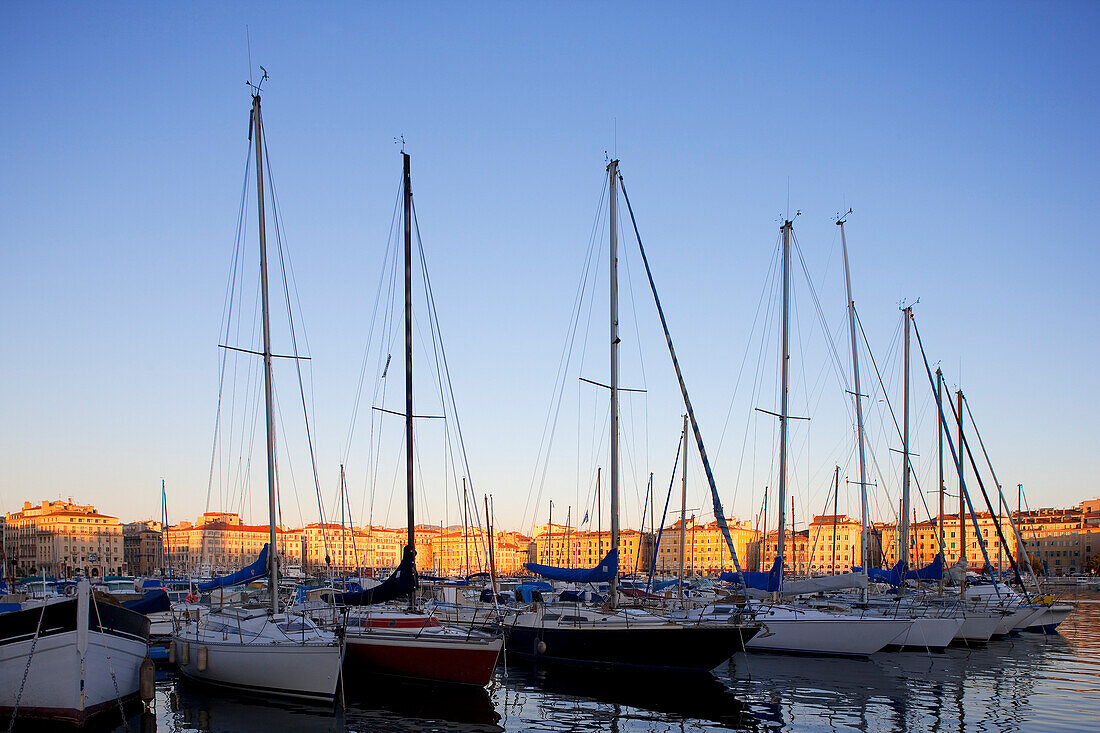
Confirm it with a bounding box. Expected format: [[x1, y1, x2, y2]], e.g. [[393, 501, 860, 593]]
[[513, 583, 545, 604], [198, 544, 269, 591], [906, 554, 944, 581], [653, 578, 682, 591], [852, 560, 907, 587], [123, 589, 172, 615], [720, 557, 782, 592], [524, 548, 618, 583], [335, 546, 417, 606]]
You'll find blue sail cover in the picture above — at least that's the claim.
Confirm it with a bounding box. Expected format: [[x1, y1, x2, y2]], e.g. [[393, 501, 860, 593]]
[[198, 544, 269, 592], [720, 557, 782, 592], [906, 554, 944, 581], [852, 560, 906, 587], [524, 548, 618, 583], [123, 589, 172, 615], [335, 546, 417, 606]]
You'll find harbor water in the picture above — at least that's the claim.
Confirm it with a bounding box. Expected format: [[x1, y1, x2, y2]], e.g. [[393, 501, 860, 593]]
[[69, 591, 1100, 733]]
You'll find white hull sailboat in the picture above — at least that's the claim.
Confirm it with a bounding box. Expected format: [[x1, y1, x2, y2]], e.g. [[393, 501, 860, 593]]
[[745, 605, 910, 657], [172, 79, 341, 702], [173, 609, 341, 701]]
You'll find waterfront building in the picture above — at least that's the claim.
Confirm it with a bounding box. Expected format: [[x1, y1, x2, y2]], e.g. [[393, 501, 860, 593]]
[[162, 512, 299, 576], [806, 514, 865, 573], [122, 520, 163, 577], [651, 517, 755, 576], [3, 500, 125, 578], [756, 528, 812, 574], [530, 524, 652, 574]]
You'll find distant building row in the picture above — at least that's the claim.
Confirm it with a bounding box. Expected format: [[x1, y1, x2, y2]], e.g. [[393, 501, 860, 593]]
[[4, 497, 1098, 579]]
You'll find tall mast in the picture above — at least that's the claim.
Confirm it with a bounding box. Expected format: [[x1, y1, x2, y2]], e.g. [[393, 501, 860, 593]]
[[548, 500, 553, 565], [937, 368, 945, 594], [251, 92, 280, 614], [608, 158, 621, 608], [679, 414, 688, 598], [339, 464, 347, 580], [838, 218, 869, 589], [162, 479, 172, 579], [403, 151, 415, 609], [900, 306, 912, 573], [831, 466, 839, 575], [462, 478, 469, 577], [776, 219, 793, 591], [957, 389, 965, 600]]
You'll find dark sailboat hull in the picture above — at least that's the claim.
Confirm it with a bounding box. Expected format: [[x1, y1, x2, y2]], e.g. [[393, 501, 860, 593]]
[[505, 623, 759, 671]]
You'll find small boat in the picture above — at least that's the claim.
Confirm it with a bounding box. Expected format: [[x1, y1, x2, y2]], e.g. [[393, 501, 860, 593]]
[[0, 579, 150, 725]]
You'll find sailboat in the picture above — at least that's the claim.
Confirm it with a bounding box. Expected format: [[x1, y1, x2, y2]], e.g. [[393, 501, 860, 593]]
[[730, 217, 914, 657], [505, 160, 759, 672], [171, 81, 343, 702], [339, 152, 503, 687]]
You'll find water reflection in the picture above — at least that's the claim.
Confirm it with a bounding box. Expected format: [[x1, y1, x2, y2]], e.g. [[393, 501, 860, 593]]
[[499, 663, 755, 730], [81, 592, 1099, 732], [722, 591, 1100, 732], [343, 670, 501, 732], [169, 678, 342, 732]]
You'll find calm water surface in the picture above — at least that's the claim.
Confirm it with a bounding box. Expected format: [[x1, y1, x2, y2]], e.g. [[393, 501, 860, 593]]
[[80, 590, 1100, 732]]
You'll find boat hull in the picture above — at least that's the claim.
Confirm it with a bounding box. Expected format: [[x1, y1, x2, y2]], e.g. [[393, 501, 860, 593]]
[[953, 612, 1000, 643], [506, 623, 758, 671], [173, 637, 342, 701], [0, 598, 149, 725], [1024, 604, 1073, 634], [746, 616, 908, 657], [344, 631, 502, 686], [886, 617, 964, 651]]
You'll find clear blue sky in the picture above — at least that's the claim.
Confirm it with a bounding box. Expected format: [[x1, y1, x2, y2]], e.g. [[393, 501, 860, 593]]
[[2, 2, 1097, 534]]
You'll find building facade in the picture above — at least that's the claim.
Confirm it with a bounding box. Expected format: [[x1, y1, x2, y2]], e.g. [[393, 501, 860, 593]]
[[123, 520, 163, 577], [3, 500, 125, 578]]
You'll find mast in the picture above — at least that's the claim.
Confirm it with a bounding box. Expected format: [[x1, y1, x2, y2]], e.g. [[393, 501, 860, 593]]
[[548, 500, 553, 565], [402, 151, 416, 610], [485, 496, 497, 595], [596, 469, 601, 557], [608, 158, 621, 608], [776, 218, 793, 592], [838, 218, 869, 593], [831, 466, 839, 575], [251, 92, 280, 615], [937, 368, 945, 594], [957, 389, 965, 600], [566, 506, 572, 569], [162, 480, 172, 579], [340, 464, 347, 581], [462, 478, 469, 578], [679, 414, 688, 597], [791, 494, 796, 574], [900, 306, 912, 574]]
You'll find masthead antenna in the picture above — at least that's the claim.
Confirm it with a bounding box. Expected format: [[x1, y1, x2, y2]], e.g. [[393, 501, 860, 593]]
[[395, 135, 406, 152], [247, 64, 268, 96], [835, 207, 852, 225]]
